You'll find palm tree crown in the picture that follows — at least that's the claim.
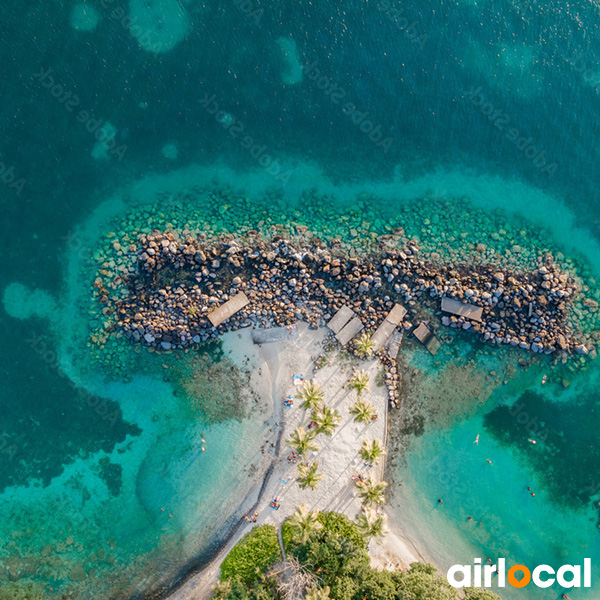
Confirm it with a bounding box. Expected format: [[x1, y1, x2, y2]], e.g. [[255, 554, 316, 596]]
[[286, 426, 320, 458], [297, 381, 325, 412], [356, 475, 388, 507], [348, 369, 370, 397], [306, 586, 331, 600], [355, 507, 389, 541], [350, 398, 377, 424], [354, 333, 375, 358], [288, 504, 323, 544], [312, 404, 341, 437], [297, 462, 324, 490], [359, 439, 386, 465]]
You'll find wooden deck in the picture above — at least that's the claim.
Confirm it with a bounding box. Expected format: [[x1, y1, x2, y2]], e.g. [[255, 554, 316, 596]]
[[327, 305, 355, 334], [335, 316, 364, 346], [387, 331, 404, 359], [413, 322, 441, 355], [371, 303, 407, 350], [441, 297, 483, 322], [207, 292, 250, 326]]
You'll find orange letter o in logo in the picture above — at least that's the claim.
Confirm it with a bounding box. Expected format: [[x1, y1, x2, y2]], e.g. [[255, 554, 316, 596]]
[[507, 565, 532, 588]]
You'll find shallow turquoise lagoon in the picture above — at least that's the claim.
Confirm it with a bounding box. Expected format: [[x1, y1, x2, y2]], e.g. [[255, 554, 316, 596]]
[[4, 0, 600, 597]]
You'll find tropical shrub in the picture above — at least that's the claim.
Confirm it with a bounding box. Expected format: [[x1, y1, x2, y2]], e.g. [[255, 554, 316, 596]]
[[220, 525, 281, 585]]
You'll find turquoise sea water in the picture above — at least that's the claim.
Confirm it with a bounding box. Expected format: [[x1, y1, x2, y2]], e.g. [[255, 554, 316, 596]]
[[3, 0, 600, 598]]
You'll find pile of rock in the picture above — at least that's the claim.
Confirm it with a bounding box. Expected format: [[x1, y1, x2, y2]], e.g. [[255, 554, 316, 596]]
[[97, 230, 595, 405]]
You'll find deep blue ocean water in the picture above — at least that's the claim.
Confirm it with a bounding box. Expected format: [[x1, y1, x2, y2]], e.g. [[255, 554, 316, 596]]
[[2, 0, 600, 597]]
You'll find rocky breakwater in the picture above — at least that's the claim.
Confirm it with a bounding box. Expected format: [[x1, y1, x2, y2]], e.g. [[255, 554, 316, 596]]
[[434, 266, 590, 356], [96, 229, 596, 406]]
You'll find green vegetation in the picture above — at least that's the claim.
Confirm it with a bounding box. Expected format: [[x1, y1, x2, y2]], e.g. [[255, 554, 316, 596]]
[[220, 525, 281, 585], [297, 462, 324, 491], [348, 369, 370, 396], [297, 381, 325, 412], [349, 398, 377, 424], [217, 511, 502, 600], [359, 439, 386, 466], [354, 333, 375, 358], [286, 426, 319, 458], [312, 404, 341, 437]]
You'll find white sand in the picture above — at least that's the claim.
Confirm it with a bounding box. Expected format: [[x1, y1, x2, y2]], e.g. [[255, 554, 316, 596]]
[[167, 324, 421, 599]]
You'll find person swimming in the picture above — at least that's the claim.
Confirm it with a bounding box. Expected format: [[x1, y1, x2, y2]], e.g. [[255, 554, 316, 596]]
[[473, 434, 480, 445]]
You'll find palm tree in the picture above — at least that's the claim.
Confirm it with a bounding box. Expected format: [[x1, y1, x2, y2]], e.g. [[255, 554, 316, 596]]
[[354, 333, 375, 358], [356, 475, 388, 507], [286, 426, 320, 458], [297, 381, 325, 412], [359, 439, 386, 465], [348, 369, 370, 397], [288, 504, 323, 544], [312, 405, 341, 437], [297, 462, 324, 490], [306, 586, 331, 600], [355, 507, 389, 541], [349, 398, 377, 424]]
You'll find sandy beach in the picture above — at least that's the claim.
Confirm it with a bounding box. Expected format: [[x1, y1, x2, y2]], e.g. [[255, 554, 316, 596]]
[[166, 323, 422, 600]]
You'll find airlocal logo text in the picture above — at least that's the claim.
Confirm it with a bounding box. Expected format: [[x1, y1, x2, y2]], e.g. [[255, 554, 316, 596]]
[[447, 558, 591, 589]]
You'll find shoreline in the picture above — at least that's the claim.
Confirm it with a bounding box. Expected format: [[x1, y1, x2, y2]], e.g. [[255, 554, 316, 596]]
[[162, 323, 425, 600], [6, 163, 600, 598], [157, 328, 288, 600]]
